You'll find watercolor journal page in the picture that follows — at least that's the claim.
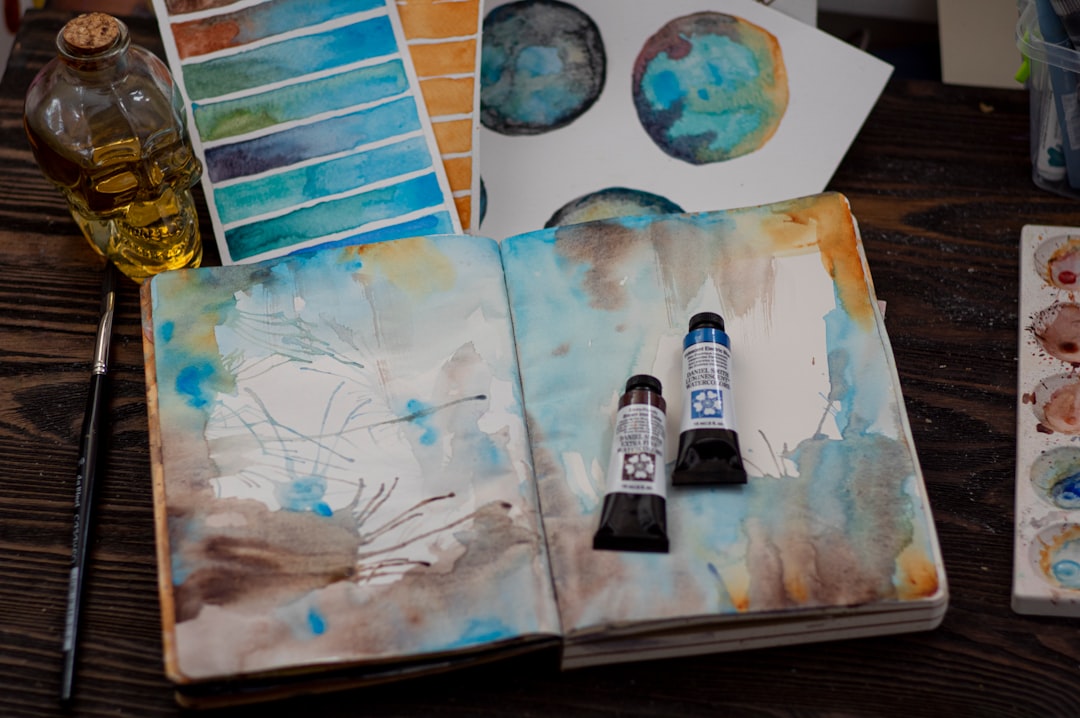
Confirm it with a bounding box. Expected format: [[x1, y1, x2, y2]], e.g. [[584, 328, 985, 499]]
[[150, 0, 462, 265], [141, 235, 560, 700], [501, 192, 947, 663], [478, 0, 892, 241]]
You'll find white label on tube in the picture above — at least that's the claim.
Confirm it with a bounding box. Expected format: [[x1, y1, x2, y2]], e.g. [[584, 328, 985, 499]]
[[680, 340, 736, 431], [604, 403, 666, 497]]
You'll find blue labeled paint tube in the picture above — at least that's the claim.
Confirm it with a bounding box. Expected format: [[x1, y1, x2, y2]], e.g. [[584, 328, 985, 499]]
[[593, 374, 669, 553], [672, 312, 747, 486]]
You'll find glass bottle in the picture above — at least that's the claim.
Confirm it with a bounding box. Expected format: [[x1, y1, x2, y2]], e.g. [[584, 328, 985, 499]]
[[24, 12, 202, 283]]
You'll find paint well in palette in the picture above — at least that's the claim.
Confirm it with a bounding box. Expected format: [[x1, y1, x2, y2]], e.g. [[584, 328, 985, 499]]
[[1030, 447, 1080, 510], [1029, 302, 1080, 366], [1033, 523, 1080, 590], [1034, 233, 1080, 290]]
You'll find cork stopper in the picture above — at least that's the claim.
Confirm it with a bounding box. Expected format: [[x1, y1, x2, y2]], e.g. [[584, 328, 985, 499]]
[[62, 13, 120, 55]]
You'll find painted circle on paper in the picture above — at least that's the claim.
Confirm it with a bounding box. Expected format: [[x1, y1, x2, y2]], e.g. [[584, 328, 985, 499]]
[[1030, 302, 1080, 366], [632, 12, 788, 165], [480, 0, 606, 135], [545, 187, 684, 227], [1030, 447, 1080, 510], [1032, 523, 1080, 590]]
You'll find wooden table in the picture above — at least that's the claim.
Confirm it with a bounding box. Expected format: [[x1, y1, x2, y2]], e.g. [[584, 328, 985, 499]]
[[2, 9, 1079, 718]]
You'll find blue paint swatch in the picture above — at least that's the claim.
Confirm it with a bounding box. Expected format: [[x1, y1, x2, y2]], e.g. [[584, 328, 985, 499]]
[[224, 174, 452, 259], [205, 97, 422, 183], [215, 136, 436, 225], [182, 15, 398, 101], [193, 60, 411, 142], [185, 0, 384, 51]]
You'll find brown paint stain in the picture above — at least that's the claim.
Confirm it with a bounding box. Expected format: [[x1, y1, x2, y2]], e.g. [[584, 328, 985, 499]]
[[351, 236, 456, 297], [409, 39, 477, 77], [895, 544, 941, 599], [554, 221, 645, 311], [780, 193, 874, 330], [173, 18, 239, 59]]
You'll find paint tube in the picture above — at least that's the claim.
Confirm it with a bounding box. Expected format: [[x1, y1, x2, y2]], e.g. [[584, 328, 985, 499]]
[[672, 312, 747, 486], [593, 374, 669, 553]]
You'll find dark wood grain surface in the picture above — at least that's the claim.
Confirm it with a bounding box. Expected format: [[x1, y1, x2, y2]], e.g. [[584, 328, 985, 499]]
[[3, 9, 1079, 718]]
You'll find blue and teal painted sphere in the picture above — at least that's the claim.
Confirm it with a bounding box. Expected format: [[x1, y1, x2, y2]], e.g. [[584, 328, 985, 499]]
[[633, 12, 788, 165]]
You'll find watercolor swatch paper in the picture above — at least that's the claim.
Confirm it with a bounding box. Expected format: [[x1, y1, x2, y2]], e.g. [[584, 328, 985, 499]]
[[151, 0, 461, 264], [141, 192, 946, 706], [477, 0, 892, 240], [397, 0, 483, 231]]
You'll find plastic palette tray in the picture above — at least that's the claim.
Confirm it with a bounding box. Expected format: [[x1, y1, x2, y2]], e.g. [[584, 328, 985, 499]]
[[1015, 224, 1080, 616]]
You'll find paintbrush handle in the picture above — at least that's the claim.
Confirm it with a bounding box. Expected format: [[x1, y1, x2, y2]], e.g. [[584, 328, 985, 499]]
[[60, 369, 110, 703]]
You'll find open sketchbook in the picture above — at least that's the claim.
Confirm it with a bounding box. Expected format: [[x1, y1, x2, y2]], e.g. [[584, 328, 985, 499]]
[[140, 192, 947, 706]]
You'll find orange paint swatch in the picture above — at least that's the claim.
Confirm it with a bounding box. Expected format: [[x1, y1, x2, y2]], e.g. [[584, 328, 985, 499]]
[[398, 0, 482, 231]]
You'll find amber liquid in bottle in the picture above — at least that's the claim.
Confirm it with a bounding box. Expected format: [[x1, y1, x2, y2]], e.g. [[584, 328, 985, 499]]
[[24, 13, 202, 282]]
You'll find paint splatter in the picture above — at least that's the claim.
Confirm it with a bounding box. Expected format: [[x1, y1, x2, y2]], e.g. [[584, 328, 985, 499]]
[[481, 0, 606, 135], [632, 12, 788, 164], [545, 187, 683, 228]]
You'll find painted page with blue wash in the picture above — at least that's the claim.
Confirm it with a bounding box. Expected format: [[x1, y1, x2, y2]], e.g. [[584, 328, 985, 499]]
[[140, 192, 947, 706], [501, 191, 947, 665], [150, 0, 462, 265], [141, 235, 560, 707]]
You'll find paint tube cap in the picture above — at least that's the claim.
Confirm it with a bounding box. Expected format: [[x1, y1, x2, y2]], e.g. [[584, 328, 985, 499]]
[[689, 312, 724, 332], [625, 374, 662, 395]]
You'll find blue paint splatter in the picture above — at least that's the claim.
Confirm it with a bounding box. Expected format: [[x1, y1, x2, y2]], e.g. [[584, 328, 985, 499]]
[[160, 320, 174, 343], [277, 475, 329, 513], [176, 362, 218, 409], [407, 398, 439, 446], [307, 606, 327, 635], [453, 617, 513, 647]]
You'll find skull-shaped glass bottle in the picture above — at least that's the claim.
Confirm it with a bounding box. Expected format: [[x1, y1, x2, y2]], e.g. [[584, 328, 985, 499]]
[[24, 12, 202, 282]]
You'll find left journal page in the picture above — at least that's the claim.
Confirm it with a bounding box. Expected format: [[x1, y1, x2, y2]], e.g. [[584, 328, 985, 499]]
[[151, 0, 462, 265], [140, 236, 560, 696]]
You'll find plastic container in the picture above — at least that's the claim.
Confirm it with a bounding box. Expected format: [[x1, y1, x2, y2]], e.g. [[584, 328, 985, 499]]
[[24, 13, 203, 282], [1018, 0, 1080, 198]]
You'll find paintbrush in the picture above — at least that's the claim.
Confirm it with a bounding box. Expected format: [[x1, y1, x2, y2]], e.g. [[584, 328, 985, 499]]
[[59, 262, 117, 703]]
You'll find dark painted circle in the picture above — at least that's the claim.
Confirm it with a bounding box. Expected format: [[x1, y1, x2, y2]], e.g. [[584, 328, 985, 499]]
[[481, 0, 606, 135]]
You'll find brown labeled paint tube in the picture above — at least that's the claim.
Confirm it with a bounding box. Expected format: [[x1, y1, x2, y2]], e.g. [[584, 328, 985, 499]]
[[672, 312, 747, 485], [593, 374, 669, 553]]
